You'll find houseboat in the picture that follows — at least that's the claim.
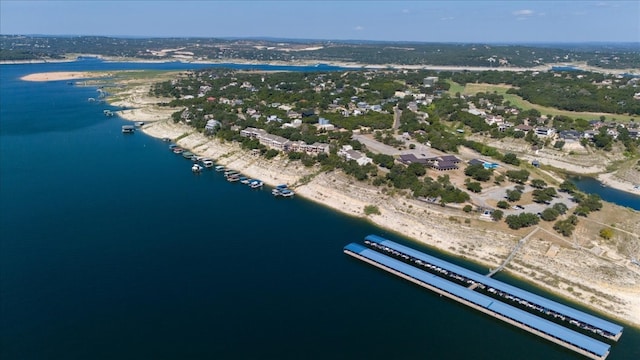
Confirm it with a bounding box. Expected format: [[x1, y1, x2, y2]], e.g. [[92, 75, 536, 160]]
[[134, 121, 145, 127], [202, 159, 215, 168], [239, 177, 250, 184], [172, 147, 184, 154], [121, 125, 135, 133], [214, 165, 225, 172], [192, 164, 203, 173], [227, 174, 241, 182]]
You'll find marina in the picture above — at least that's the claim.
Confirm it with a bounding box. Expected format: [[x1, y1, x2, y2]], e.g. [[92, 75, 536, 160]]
[[344, 241, 613, 360], [363, 234, 624, 341]]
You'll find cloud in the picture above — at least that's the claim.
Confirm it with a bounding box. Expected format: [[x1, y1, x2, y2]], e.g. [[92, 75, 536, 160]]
[[354, 25, 364, 31], [513, 9, 534, 16], [401, 9, 410, 14]]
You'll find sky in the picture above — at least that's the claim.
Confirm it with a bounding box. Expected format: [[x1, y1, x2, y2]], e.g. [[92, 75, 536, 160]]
[[1, 1, 639, 43]]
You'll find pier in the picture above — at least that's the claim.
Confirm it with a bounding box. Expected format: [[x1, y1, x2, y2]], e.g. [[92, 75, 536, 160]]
[[363, 234, 623, 342], [344, 242, 611, 360]]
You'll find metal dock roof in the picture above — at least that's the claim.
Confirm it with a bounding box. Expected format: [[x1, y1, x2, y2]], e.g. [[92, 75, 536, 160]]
[[345, 242, 611, 358], [364, 234, 623, 337]]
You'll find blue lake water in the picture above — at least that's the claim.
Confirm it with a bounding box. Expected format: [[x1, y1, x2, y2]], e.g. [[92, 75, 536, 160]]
[[1, 59, 639, 359], [571, 177, 640, 211]]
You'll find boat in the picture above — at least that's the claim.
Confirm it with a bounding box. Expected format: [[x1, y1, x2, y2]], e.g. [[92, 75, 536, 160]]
[[182, 151, 194, 159], [224, 169, 238, 177], [249, 180, 264, 189], [227, 174, 240, 182], [202, 159, 215, 168], [214, 165, 225, 172], [162, 137, 172, 142], [280, 189, 295, 197], [172, 147, 184, 154], [103, 110, 114, 117], [192, 164, 203, 173], [168, 143, 178, 149], [134, 121, 145, 127], [239, 177, 249, 184], [121, 125, 135, 133]]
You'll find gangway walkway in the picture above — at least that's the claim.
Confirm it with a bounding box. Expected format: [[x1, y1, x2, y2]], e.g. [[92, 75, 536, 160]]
[[486, 227, 538, 277]]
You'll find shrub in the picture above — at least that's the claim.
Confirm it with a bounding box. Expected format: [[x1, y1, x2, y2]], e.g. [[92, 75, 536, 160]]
[[364, 205, 381, 216]]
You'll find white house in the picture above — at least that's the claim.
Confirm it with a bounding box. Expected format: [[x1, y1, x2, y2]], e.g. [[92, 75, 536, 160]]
[[338, 145, 372, 166]]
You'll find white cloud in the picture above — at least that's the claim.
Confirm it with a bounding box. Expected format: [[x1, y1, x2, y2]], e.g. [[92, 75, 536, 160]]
[[354, 25, 364, 31], [513, 9, 534, 16]]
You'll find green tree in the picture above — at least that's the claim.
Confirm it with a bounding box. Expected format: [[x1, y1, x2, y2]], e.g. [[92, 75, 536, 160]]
[[540, 208, 560, 221], [497, 200, 509, 209], [491, 210, 504, 221], [530, 179, 547, 189], [463, 205, 473, 213], [466, 181, 482, 193], [502, 153, 521, 165], [506, 189, 522, 202]]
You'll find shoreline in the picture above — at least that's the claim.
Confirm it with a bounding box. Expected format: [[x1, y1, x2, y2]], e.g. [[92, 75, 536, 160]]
[[6, 53, 638, 75], [18, 67, 640, 329], [110, 91, 640, 330], [597, 173, 640, 196]]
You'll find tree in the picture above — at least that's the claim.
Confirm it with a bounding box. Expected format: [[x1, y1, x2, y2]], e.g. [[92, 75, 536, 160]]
[[491, 210, 504, 221], [497, 200, 509, 209], [506, 189, 522, 202], [463, 205, 473, 213], [466, 181, 482, 193], [532, 189, 553, 203], [502, 153, 520, 165], [554, 218, 576, 236], [599, 228, 614, 240], [506, 169, 530, 184], [530, 179, 547, 189], [552, 202, 568, 215], [540, 208, 560, 221], [407, 163, 427, 177]]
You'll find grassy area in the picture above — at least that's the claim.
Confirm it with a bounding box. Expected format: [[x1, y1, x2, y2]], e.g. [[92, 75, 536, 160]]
[[449, 82, 637, 122]]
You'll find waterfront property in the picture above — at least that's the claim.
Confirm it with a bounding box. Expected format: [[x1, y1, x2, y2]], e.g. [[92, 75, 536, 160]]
[[344, 241, 613, 360], [363, 234, 623, 341]]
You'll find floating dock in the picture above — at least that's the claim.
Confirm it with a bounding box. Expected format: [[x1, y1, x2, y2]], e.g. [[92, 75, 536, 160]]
[[344, 237, 622, 360], [364, 234, 623, 341]]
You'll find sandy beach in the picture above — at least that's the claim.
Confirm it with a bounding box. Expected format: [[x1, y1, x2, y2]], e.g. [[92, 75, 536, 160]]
[[15, 67, 635, 328], [598, 172, 640, 195], [20, 71, 110, 82]]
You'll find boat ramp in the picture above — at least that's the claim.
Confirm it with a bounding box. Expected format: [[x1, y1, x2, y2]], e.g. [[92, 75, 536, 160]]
[[345, 235, 624, 360]]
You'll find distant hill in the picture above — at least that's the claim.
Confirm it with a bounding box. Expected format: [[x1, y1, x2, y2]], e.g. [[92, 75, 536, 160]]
[[1, 35, 638, 69]]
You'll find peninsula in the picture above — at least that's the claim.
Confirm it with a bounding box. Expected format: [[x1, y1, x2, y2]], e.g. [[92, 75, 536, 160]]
[[50, 63, 639, 329]]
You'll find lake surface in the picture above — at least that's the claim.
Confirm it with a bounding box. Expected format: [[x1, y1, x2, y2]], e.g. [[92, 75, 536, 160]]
[[1, 59, 638, 360], [571, 177, 640, 211]]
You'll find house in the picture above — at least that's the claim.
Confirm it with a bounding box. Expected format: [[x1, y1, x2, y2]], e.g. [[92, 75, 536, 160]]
[[423, 76, 438, 87], [535, 127, 556, 137], [338, 145, 372, 166], [399, 154, 429, 165], [558, 130, 582, 141], [205, 119, 221, 133], [514, 124, 533, 132]]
